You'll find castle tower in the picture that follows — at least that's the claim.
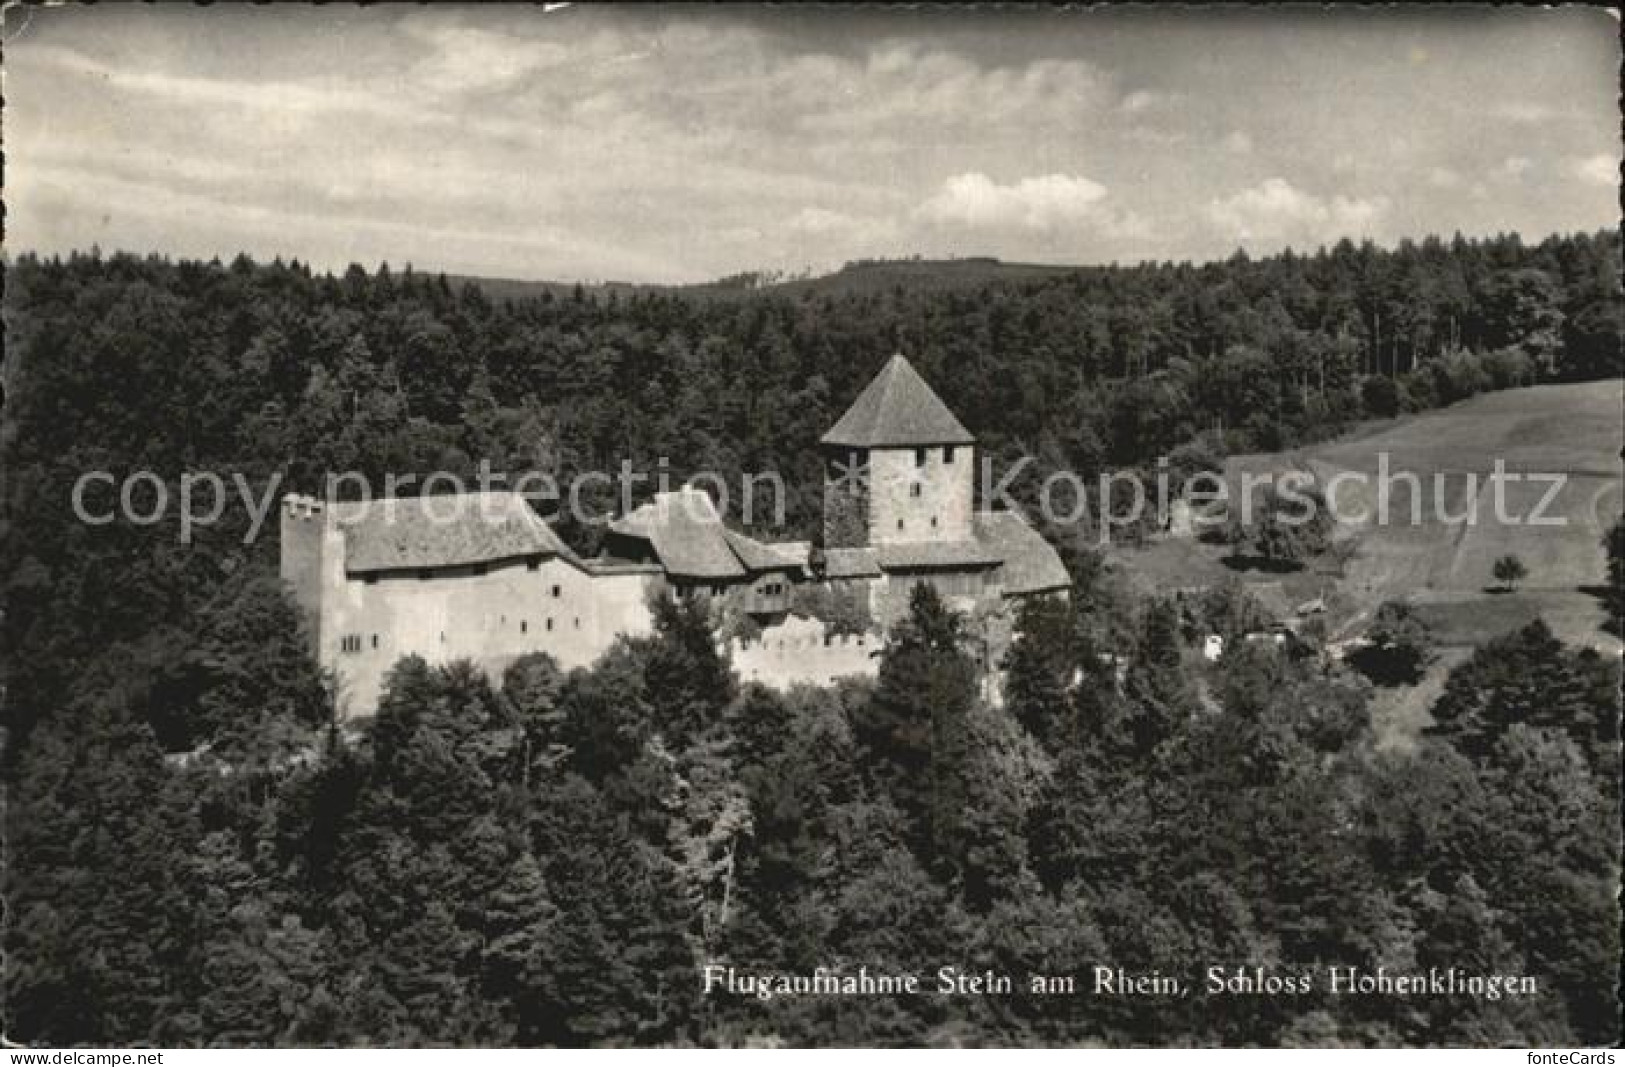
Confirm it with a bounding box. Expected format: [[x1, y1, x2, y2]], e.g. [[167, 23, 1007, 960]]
[[820, 353, 976, 550]]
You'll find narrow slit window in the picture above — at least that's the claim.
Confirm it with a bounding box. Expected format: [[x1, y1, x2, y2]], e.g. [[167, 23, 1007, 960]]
[[521, 620, 528, 634], [944, 446, 956, 464], [914, 447, 927, 467]]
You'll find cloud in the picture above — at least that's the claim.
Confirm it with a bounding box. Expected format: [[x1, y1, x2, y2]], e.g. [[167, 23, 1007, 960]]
[[1207, 178, 1388, 246], [1573, 153, 1618, 187], [1119, 88, 1183, 115], [7, 6, 1619, 282], [400, 14, 576, 94], [1426, 166, 1463, 189], [919, 172, 1109, 230], [1491, 102, 1554, 124], [1496, 155, 1534, 181]]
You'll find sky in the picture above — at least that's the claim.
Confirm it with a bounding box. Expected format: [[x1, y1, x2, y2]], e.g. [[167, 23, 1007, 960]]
[[4, 4, 1620, 283]]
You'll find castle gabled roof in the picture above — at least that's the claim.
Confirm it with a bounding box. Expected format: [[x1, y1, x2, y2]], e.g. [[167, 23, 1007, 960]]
[[973, 510, 1071, 596], [722, 529, 806, 573], [821, 353, 975, 449], [874, 540, 1002, 571], [609, 486, 745, 579], [608, 486, 806, 580], [334, 492, 574, 574]]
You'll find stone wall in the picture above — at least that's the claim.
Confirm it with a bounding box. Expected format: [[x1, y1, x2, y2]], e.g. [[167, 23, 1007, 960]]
[[322, 558, 659, 716], [279, 495, 664, 717], [868, 445, 974, 546], [726, 614, 880, 688], [279, 495, 340, 651], [869, 571, 992, 630]]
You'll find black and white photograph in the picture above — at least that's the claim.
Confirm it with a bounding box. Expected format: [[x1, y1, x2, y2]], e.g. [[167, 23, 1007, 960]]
[[2, 2, 1621, 1051]]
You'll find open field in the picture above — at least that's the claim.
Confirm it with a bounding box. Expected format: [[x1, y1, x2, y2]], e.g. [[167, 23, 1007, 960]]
[[1112, 379, 1623, 654]]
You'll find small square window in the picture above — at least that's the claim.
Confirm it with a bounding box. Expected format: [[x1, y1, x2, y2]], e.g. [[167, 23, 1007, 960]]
[[897, 519, 904, 531], [910, 483, 922, 498], [944, 446, 956, 464], [930, 517, 939, 529]]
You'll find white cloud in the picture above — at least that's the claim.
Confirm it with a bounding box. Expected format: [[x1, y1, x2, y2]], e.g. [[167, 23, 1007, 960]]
[[1496, 155, 1534, 180], [1492, 102, 1554, 124], [400, 14, 576, 94], [1119, 88, 1182, 114], [1207, 178, 1388, 246], [1573, 153, 1618, 187], [1426, 166, 1463, 189], [919, 172, 1109, 231]]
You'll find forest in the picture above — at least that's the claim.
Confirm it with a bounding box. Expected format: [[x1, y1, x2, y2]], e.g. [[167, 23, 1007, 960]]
[[2, 230, 1621, 1046]]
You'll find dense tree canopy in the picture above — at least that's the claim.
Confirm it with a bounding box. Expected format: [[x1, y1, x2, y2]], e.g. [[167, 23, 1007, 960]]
[[2, 233, 1620, 1046]]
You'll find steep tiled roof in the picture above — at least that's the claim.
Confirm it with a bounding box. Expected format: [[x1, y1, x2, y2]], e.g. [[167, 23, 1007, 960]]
[[821, 353, 975, 448], [334, 492, 574, 573], [609, 489, 822, 580], [722, 529, 805, 573], [973, 510, 1070, 595], [609, 486, 746, 579], [822, 546, 881, 579], [874, 539, 1002, 570]]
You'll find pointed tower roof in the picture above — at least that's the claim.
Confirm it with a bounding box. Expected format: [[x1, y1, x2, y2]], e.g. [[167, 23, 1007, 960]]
[[820, 353, 974, 448]]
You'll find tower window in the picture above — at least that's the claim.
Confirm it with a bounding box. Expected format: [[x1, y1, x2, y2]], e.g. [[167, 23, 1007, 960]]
[[944, 446, 956, 464], [573, 617, 581, 629], [521, 620, 528, 634], [551, 584, 562, 598], [914, 447, 927, 467], [910, 483, 922, 498], [931, 517, 939, 529], [371, 634, 378, 649], [897, 519, 905, 531], [546, 618, 554, 632]]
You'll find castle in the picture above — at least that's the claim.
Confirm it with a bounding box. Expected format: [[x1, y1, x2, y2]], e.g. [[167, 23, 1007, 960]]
[[281, 354, 1069, 714]]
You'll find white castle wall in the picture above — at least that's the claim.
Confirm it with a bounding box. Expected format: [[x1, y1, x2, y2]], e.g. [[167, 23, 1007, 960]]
[[726, 614, 881, 688], [320, 556, 658, 715], [282, 496, 658, 717]]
